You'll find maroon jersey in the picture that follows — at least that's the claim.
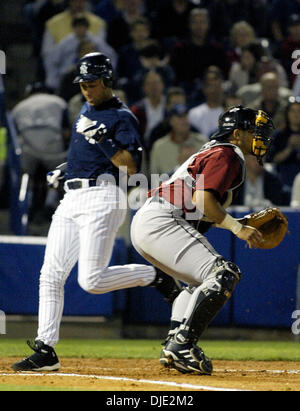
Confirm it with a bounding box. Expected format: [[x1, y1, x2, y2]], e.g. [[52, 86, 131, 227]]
[[149, 141, 246, 223]]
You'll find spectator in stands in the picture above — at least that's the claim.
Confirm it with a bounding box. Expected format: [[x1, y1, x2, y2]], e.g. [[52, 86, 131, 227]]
[[107, 0, 146, 51], [58, 40, 98, 102], [226, 21, 257, 66], [169, 8, 229, 95], [270, 0, 300, 42], [188, 66, 225, 139], [229, 43, 265, 94], [11, 82, 70, 223], [23, 0, 68, 56], [42, 0, 106, 66], [232, 155, 291, 207], [248, 72, 288, 130], [150, 104, 206, 177], [224, 93, 242, 111], [117, 17, 152, 82], [152, 0, 197, 46], [120, 40, 175, 105], [267, 96, 300, 188], [176, 142, 199, 167], [94, 0, 124, 23], [130, 70, 166, 151], [211, 0, 271, 40], [278, 14, 300, 87], [291, 171, 300, 206], [255, 56, 289, 89], [148, 86, 186, 149], [45, 15, 117, 91], [237, 58, 292, 106]]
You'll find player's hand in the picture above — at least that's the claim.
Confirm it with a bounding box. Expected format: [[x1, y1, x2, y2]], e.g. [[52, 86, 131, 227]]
[[235, 225, 264, 249], [47, 169, 64, 189]]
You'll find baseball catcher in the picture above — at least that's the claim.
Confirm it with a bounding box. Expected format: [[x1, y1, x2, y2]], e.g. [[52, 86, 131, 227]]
[[131, 106, 287, 375]]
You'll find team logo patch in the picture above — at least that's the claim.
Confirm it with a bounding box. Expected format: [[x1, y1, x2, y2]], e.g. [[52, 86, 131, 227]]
[[80, 63, 89, 75], [76, 115, 107, 144]]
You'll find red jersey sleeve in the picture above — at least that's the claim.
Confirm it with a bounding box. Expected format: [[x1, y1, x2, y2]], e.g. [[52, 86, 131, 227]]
[[189, 147, 243, 199]]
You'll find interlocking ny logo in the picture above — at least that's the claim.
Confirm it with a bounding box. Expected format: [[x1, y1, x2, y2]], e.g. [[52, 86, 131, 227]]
[[0, 310, 6, 334], [0, 50, 6, 75]]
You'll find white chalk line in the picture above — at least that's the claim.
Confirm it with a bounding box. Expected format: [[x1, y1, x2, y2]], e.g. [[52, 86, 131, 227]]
[[2, 369, 299, 391], [0, 372, 245, 392], [215, 369, 300, 375]]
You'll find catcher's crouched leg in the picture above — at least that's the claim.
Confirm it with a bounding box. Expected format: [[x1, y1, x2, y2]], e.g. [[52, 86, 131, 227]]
[[161, 259, 241, 374], [179, 258, 242, 340], [183, 259, 242, 340]]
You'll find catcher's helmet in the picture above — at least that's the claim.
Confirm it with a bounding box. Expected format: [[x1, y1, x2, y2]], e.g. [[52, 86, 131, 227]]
[[211, 106, 257, 141], [73, 52, 114, 88], [211, 105, 274, 163]]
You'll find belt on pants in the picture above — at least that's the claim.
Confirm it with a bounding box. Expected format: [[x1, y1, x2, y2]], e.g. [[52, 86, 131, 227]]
[[65, 179, 97, 190], [65, 177, 117, 191]]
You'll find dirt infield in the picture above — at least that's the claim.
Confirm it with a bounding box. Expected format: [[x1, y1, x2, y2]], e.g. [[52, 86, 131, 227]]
[[1, 358, 300, 391]]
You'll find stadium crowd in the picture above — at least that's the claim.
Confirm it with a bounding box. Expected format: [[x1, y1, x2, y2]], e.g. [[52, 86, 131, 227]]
[[2, 0, 300, 229]]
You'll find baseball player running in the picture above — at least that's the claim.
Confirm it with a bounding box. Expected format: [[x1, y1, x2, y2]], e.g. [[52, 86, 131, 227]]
[[12, 53, 180, 372], [131, 106, 274, 374]]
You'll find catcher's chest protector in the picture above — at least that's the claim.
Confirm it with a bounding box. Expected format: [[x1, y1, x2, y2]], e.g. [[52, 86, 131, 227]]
[[164, 140, 246, 194]]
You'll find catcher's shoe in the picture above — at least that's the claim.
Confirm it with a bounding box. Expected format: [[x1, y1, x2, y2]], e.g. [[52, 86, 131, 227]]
[[150, 269, 182, 304], [160, 338, 213, 375], [11, 340, 60, 372]]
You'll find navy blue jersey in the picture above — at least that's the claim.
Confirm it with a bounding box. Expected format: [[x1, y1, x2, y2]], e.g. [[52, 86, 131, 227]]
[[65, 97, 143, 183]]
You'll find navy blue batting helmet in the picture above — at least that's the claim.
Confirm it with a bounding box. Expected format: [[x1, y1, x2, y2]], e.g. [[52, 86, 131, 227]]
[[73, 52, 114, 87]]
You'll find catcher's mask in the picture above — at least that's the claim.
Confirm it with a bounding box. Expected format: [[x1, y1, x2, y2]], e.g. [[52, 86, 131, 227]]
[[251, 110, 274, 164], [210, 106, 274, 164]]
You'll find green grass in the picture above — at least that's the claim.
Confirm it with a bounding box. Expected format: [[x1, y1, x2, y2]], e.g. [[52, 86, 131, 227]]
[[1, 339, 300, 362]]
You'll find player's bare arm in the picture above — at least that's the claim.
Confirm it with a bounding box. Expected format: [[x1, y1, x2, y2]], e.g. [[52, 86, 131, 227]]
[[110, 149, 137, 176], [192, 189, 263, 248]]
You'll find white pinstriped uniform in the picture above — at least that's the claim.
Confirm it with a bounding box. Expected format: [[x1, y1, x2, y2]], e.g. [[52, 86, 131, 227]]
[[37, 181, 155, 347]]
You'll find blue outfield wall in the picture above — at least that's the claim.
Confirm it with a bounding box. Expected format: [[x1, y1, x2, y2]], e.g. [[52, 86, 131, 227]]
[[232, 209, 300, 329], [0, 209, 299, 328]]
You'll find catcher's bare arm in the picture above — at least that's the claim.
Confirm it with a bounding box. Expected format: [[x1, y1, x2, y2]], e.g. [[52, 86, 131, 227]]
[[193, 190, 263, 248]]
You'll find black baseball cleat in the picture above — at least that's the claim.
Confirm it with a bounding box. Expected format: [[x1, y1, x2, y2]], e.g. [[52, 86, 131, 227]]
[[160, 338, 213, 375], [150, 269, 182, 304], [11, 340, 60, 372]]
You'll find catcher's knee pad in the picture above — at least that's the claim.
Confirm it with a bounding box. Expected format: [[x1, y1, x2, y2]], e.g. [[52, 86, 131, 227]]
[[176, 259, 241, 342], [213, 259, 242, 297]]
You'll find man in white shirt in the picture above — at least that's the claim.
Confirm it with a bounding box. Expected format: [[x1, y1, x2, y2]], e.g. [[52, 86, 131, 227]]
[[131, 70, 166, 149], [45, 15, 116, 91], [188, 67, 224, 139], [150, 104, 206, 177]]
